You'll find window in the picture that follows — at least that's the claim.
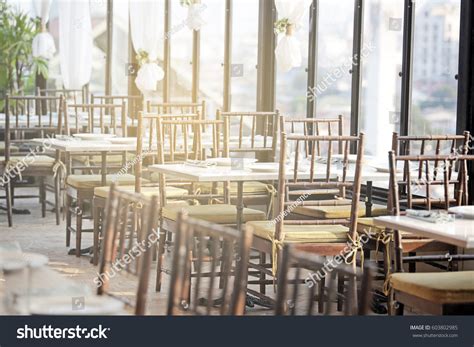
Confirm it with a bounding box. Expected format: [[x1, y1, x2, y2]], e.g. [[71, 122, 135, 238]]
[[231, 0, 258, 111], [360, 0, 404, 159], [111, 0, 129, 95], [199, 0, 225, 116], [275, 2, 311, 117], [315, 0, 354, 131], [170, 1, 193, 102], [411, 0, 460, 135]]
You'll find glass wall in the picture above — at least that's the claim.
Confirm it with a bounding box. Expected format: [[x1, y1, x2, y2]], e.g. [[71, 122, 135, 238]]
[[410, 0, 460, 135], [199, 0, 225, 117], [316, 0, 354, 132], [169, 1, 193, 102], [275, 3, 311, 117], [111, 0, 129, 95], [231, 0, 259, 111], [360, 0, 404, 160]]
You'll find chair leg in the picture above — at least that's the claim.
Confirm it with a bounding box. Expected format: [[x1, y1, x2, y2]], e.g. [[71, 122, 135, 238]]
[[39, 177, 46, 218], [155, 224, 167, 292], [54, 174, 61, 225], [92, 205, 101, 266], [318, 276, 326, 314], [5, 182, 13, 227], [337, 274, 345, 311], [75, 198, 83, 257], [66, 194, 72, 247], [259, 252, 266, 294]]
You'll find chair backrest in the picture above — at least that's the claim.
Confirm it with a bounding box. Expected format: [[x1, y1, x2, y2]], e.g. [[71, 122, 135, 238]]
[[37, 87, 88, 104], [63, 102, 127, 136], [167, 211, 252, 315], [284, 116, 344, 155], [92, 94, 143, 124], [276, 130, 365, 242], [388, 151, 471, 212], [217, 110, 280, 161], [97, 184, 160, 315], [275, 245, 373, 316], [3, 95, 64, 162], [392, 132, 470, 157], [147, 101, 206, 121]]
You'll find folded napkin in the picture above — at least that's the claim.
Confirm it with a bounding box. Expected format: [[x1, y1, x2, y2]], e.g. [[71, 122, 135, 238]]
[[184, 160, 217, 168], [405, 209, 454, 223]]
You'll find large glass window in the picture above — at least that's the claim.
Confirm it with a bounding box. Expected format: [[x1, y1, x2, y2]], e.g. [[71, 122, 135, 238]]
[[360, 0, 404, 159], [170, 1, 193, 102], [411, 0, 460, 135], [89, 0, 107, 94], [231, 0, 258, 111], [199, 0, 225, 117], [315, 0, 354, 132], [275, 3, 311, 117], [111, 0, 129, 95]]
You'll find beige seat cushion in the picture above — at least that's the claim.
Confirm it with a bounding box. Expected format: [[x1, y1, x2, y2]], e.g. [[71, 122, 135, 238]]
[[66, 174, 138, 189], [4, 155, 55, 168], [293, 199, 388, 219], [196, 181, 272, 195], [94, 185, 188, 199], [246, 221, 349, 243], [390, 271, 474, 304], [162, 204, 266, 224]]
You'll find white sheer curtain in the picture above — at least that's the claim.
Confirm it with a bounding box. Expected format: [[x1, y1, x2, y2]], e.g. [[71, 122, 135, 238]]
[[58, 0, 92, 90], [31, 0, 55, 60], [274, 0, 311, 72], [129, 0, 164, 93]]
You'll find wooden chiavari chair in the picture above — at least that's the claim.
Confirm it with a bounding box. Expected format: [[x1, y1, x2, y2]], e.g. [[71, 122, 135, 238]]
[[359, 131, 471, 307], [246, 131, 366, 310], [37, 86, 88, 105], [97, 184, 159, 315], [1, 94, 64, 226], [64, 101, 136, 257], [387, 152, 474, 315], [167, 211, 252, 315], [91, 112, 199, 265], [156, 117, 267, 292], [276, 245, 374, 315]]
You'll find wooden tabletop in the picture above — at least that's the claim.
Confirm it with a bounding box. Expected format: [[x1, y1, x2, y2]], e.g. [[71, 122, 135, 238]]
[[30, 138, 136, 153]]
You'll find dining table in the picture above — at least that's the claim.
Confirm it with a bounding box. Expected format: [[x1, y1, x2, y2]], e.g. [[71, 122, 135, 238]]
[[30, 137, 137, 186]]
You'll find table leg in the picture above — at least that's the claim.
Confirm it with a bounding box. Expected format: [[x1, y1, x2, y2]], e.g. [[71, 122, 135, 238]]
[[236, 181, 244, 232], [365, 180, 373, 217], [101, 152, 107, 186]]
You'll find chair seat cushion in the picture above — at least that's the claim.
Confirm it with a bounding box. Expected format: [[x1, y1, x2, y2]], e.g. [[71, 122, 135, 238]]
[[246, 221, 349, 243], [390, 271, 474, 304], [66, 174, 138, 189], [5, 155, 55, 168], [94, 185, 188, 199], [293, 199, 388, 219], [196, 181, 272, 195], [162, 204, 266, 224]]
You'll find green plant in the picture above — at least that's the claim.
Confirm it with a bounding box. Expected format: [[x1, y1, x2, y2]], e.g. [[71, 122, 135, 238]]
[[0, 2, 48, 97]]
